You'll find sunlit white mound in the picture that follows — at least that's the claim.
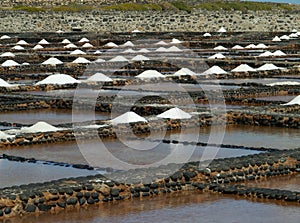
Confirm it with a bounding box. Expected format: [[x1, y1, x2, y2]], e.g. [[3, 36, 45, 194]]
[[283, 95, 300, 106], [1, 60, 20, 67], [20, 122, 60, 133], [256, 63, 283, 71], [201, 65, 227, 75], [42, 57, 63, 65], [0, 78, 14, 87], [85, 73, 113, 82], [231, 64, 255, 72], [267, 81, 300, 86], [157, 107, 191, 119], [35, 74, 80, 85], [136, 70, 164, 79], [173, 68, 196, 76], [111, 112, 148, 124]]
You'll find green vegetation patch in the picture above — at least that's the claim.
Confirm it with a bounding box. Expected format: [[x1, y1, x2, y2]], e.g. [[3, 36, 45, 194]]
[[171, 1, 192, 12], [51, 3, 95, 12], [195, 1, 296, 11], [12, 5, 45, 12], [100, 3, 162, 11]]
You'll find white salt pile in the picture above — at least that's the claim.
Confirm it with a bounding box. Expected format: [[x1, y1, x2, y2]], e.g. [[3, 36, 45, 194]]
[[70, 49, 86, 55], [272, 36, 281, 42], [231, 64, 256, 72], [0, 52, 15, 57], [208, 53, 225, 59], [72, 57, 91, 64], [123, 48, 136, 53], [201, 65, 227, 75], [22, 62, 30, 66], [138, 48, 150, 53], [33, 44, 44, 50], [42, 57, 63, 65], [64, 43, 78, 49], [174, 68, 196, 76], [155, 40, 168, 45], [132, 29, 141, 33], [214, 45, 227, 50], [218, 27, 226, 33], [111, 111, 147, 124], [157, 107, 191, 119], [256, 63, 282, 71], [0, 78, 13, 87], [56, 30, 64, 34], [258, 51, 273, 57], [289, 33, 298, 38], [267, 81, 300, 86], [167, 46, 182, 52], [136, 70, 164, 79], [292, 29, 298, 33], [256, 43, 268, 49], [86, 73, 113, 82], [0, 35, 10, 40], [82, 43, 93, 48], [11, 45, 25, 50], [171, 38, 182, 44], [109, 56, 129, 62], [62, 39, 71, 44], [79, 37, 89, 43], [273, 50, 286, 56], [105, 42, 118, 48], [203, 33, 211, 37], [131, 55, 150, 61], [232, 45, 244, 50], [155, 47, 167, 52], [0, 131, 13, 139], [245, 44, 256, 49], [38, 39, 49, 45], [16, 40, 28, 45], [280, 35, 290, 40], [1, 60, 20, 67], [283, 95, 300, 106], [94, 58, 106, 63], [123, 41, 135, 47], [35, 74, 80, 85], [20, 121, 60, 133], [94, 50, 102, 54]]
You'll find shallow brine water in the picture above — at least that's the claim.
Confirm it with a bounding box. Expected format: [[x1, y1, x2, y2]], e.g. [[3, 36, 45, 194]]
[[0, 159, 97, 188], [0, 109, 110, 124], [9, 191, 300, 223], [255, 95, 295, 102], [243, 174, 300, 192], [1, 125, 299, 168]]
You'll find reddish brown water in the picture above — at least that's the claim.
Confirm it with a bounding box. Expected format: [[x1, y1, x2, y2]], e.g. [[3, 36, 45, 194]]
[[0, 109, 110, 124], [243, 174, 300, 192], [0, 159, 97, 188], [8, 191, 300, 223], [1, 125, 299, 167]]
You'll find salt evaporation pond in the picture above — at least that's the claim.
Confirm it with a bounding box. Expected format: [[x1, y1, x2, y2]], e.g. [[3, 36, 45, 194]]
[[243, 174, 300, 192], [165, 125, 300, 150], [0, 109, 110, 124], [255, 95, 296, 102], [3, 125, 300, 166], [1, 138, 261, 168], [0, 159, 97, 188], [203, 78, 300, 85], [9, 191, 300, 223], [27, 88, 167, 97]]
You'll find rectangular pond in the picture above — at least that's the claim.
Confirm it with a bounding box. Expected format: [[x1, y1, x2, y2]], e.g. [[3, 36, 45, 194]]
[[0, 159, 97, 188], [0, 109, 111, 124]]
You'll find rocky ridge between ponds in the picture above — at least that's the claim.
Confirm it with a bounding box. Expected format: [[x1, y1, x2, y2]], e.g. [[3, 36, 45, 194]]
[[0, 148, 299, 219]]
